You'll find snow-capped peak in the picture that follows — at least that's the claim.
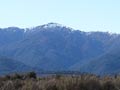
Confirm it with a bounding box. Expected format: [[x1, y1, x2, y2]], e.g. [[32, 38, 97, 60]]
[[41, 22, 64, 29], [30, 22, 74, 32]]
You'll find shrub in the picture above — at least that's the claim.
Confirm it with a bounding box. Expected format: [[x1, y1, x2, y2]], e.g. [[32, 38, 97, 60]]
[[26, 72, 37, 79]]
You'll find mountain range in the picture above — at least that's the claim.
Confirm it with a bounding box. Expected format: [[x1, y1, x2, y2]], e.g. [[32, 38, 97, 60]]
[[0, 22, 120, 75]]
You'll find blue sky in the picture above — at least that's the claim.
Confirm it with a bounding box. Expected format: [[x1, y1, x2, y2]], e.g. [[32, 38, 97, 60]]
[[0, 0, 120, 33]]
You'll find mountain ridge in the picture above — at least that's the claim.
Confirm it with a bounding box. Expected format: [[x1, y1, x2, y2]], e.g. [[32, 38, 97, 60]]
[[0, 23, 120, 75]]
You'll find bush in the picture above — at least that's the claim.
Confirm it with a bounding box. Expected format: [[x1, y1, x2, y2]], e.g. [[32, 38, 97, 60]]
[[26, 72, 37, 79]]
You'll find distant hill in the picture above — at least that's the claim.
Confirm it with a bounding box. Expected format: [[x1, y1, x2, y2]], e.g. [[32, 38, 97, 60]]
[[0, 22, 120, 74], [0, 57, 34, 75]]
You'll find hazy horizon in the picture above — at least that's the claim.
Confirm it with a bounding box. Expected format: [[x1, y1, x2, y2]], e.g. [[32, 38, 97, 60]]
[[0, 0, 120, 33]]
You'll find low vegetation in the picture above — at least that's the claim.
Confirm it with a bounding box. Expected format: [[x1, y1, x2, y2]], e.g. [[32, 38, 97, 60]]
[[0, 72, 120, 90]]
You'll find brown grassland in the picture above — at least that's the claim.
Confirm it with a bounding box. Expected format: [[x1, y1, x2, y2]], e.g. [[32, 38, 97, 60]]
[[0, 72, 120, 90]]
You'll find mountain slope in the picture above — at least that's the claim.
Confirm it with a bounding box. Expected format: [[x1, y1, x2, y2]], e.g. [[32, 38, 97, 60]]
[[0, 27, 24, 46], [78, 36, 120, 75], [0, 23, 119, 74], [0, 57, 34, 75], [0, 23, 115, 71]]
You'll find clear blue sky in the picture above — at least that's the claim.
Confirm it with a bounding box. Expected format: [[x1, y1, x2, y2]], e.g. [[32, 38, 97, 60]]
[[0, 0, 120, 33]]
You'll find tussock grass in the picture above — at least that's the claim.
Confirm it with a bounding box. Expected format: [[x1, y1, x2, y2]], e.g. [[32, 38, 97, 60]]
[[0, 72, 120, 90]]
